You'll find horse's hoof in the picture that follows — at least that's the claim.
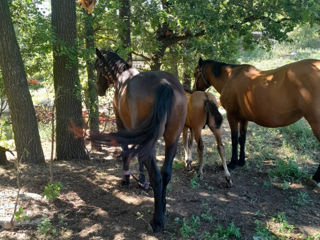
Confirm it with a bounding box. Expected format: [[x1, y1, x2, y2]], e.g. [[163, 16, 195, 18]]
[[150, 219, 164, 233], [237, 160, 245, 167], [225, 176, 233, 188], [227, 161, 237, 170], [185, 160, 192, 171], [139, 181, 150, 191], [308, 178, 320, 189], [121, 179, 130, 186]]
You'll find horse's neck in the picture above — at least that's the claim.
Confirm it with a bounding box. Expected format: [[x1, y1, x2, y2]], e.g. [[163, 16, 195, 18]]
[[118, 67, 140, 83]]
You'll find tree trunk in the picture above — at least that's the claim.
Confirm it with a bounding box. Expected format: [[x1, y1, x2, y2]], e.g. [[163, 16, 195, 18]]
[[52, 0, 88, 160], [84, 11, 100, 151], [119, 0, 132, 61], [0, 1, 45, 164], [0, 146, 10, 166]]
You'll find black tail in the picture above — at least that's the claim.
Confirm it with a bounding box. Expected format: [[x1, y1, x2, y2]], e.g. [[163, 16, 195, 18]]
[[204, 99, 223, 129], [91, 84, 173, 157]]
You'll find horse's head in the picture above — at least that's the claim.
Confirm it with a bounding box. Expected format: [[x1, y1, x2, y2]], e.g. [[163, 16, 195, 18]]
[[95, 48, 130, 96], [194, 57, 209, 91], [95, 48, 114, 96]]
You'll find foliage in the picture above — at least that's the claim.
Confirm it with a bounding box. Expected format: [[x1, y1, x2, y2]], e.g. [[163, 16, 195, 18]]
[[254, 220, 278, 240], [202, 222, 241, 240], [180, 215, 201, 238], [37, 215, 57, 239], [44, 182, 63, 201], [14, 207, 30, 222], [267, 157, 307, 183], [190, 173, 200, 189]]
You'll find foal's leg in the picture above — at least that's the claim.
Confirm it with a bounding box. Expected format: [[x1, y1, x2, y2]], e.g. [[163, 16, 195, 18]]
[[143, 148, 164, 232], [227, 114, 240, 169], [238, 120, 248, 166], [183, 127, 193, 170], [208, 123, 232, 187], [194, 129, 204, 179]]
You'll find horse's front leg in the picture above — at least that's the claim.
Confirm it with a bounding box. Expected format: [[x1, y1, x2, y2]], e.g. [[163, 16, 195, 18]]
[[238, 120, 248, 166], [227, 114, 239, 169]]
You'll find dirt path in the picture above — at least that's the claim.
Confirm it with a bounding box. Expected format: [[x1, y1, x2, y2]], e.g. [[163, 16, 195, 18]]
[[0, 122, 319, 239]]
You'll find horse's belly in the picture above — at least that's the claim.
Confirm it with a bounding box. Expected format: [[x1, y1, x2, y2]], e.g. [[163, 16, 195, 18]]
[[248, 110, 302, 128]]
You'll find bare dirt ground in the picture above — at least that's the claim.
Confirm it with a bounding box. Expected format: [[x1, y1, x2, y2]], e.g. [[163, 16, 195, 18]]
[[0, 121, 319, 240]]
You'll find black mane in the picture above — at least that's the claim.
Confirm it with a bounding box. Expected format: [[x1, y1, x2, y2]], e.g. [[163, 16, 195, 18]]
[[99, 49, 130, 80], [202, 60, 238, 78]]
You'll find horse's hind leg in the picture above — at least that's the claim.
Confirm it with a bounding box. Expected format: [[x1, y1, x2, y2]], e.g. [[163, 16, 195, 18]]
[[161, 142, 178, 213], [121, 146, 131, 186], [305, 116, 320, 185], [183, 127, 193, 170], [142, 147, 164, 232], [193, 129, 204, 179], [211, 127, 232, 187], [238, 120, 248, 166]]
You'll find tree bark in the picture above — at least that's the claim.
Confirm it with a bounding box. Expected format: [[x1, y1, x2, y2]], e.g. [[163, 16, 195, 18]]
[[84, 11, 100, 151], [52, 0, 88, 160], [0, 0, 45, 164], [119, 0, 132, 61]]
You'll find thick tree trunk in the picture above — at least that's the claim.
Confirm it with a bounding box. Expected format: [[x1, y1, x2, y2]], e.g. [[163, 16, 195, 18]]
[[0, 1, 45, 164], [119, 0, 132, 61], [84, 11, 100, 151], [52, 0, 88, 160]]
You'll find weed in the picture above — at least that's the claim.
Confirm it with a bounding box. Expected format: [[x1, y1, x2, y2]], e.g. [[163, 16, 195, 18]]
[[267, 157, 307, 183], [296, 192, 310, 206], [173, 160, 185, 170], [14, 207, 30, 222], [202, 222, 241, 239], [37, 215, 57, 239], [44, 182, 63, 201], [254, 220, 278, 240], [201, 213, 213, 223], [180, 215, 201, 238], [191, 173, 200, 189], [272, 212, 294, 236]]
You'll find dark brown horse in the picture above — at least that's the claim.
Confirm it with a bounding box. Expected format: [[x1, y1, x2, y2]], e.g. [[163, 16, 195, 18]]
[[194, 58, 320, 187], [93, 48, 187, 232], [183, 91, 231, 185]]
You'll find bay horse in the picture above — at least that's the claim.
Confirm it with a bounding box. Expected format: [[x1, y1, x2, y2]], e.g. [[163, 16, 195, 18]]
[[194, 58, 320, 187], [93, 48, 187, 232], [183, 91, 231, 185]]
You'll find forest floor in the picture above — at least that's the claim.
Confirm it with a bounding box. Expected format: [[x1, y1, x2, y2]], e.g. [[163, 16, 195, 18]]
[[0, 120, 320, 240]]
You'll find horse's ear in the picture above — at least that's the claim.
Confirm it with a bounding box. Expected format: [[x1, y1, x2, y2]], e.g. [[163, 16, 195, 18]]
[[199, 57, 204, 65], [96, 48, 103, 59]]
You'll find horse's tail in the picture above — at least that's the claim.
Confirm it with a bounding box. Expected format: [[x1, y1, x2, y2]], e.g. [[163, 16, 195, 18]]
[[204, 97, 223, 129], [91, 84, 173, 158]]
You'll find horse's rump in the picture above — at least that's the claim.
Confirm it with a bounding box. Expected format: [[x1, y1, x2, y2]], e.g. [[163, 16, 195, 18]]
[[92, 83, 174, 158]]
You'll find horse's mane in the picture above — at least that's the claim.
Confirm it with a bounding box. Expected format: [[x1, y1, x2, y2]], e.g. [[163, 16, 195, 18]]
[[203, 60, 239, 78], [99, 49, 130, 80]]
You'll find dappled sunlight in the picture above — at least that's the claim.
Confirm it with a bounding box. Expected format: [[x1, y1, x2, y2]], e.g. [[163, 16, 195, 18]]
[[112, 189, 152, 205], [79, 223, 102, 238]]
